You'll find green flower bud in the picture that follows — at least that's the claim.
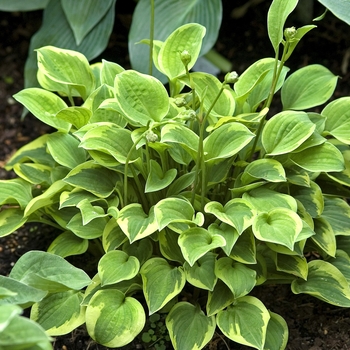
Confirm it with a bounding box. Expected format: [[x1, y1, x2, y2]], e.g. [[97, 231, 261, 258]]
[[145, 130, 158, 143], [284, 26, 297, 41], [180, 50, 191, 66], [174, 97, 187, 107], [224, 71, 239, 84]]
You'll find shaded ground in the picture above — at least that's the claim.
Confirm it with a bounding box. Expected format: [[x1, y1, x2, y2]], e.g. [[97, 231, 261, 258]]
[[1, 1, 350, 349]]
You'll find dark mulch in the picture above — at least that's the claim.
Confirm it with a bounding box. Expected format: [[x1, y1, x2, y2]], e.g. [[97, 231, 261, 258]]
[[1, 1, 350, 349]]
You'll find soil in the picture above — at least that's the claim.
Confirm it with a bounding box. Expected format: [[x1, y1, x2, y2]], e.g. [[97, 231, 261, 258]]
[[1, 1, 350, 349]]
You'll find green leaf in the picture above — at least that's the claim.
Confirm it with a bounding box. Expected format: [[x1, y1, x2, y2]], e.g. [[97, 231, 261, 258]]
[[275, 254, 308, 280], [47, 132, 86, 168], [47, 231, 88, 258], [252, 208, 302, 250], [67, 213, 108, 239], [129, 0, 222, 81], [327, 250, 350, 285], [98, 250, 140, 286], [230, 229, 257, 264], [262, 111, 316, 155], [145, 160, 177, 192], [122, 239, 153, 266], [290, 142, 344, 172], [217, 296, 270, 350], [242, 159, 286, 184], [140, 258, 186, 314], [322, 197, 350, 236], [322, 97, 350, 144], [215, 258, 256, 298], [0, 0, 49, 11], [203, 122, 255, 161], [100, 59, 125, 86], [208, 223, 239, 257], [166, 302, 216, 350], [13, 88, 70, 131], [117, 204, 158, 243], [0, 304, 21, 331], [264, 311, 289, 350], [0, 178, 33, 209], [267, 0, 298, 52], [63, 161, 120, 198], [31, 290, 85, 336], [102, 219, 128, 252], [184, 252, 217, 291], [204, 199, 256, 234], [0, 209, 27, 238], [179, 227, 226, 267], [86, 289, 145, 347], [61, 0, 113, 45], [13, 163, 52, 185], [113, 70, 170, 126], [9, 251, 91, 292], [317, 0, 350, 25], [311, 217, 336, 257], [292, 260, 350, 307], [206, 280, 235, 317], [281, 64, 338, 110]]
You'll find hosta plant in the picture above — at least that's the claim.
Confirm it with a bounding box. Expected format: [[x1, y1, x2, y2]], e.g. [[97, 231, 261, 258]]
[[1, 0, 350, 349]]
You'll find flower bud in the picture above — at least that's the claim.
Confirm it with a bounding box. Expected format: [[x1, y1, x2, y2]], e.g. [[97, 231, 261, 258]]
[[284, 26, 297, 41], [224, 71, 239, 84], [180, 50, 192, 66], [145, 130, 158, 143], [174, 97, 187, 107]]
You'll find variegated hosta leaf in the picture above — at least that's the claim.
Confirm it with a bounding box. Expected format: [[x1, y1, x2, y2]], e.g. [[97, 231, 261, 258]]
[[230, 229, 257, 264], [30, 290, 86, 336], [241, 159, 286, 184], [264, 311, 289, 350], [166, 302, 216, 350], [159, 229, 185, 264], [179, 227, 226, 266], [122, 239, 153, 266], [140, 258, 186, 314], [275, 254, 308, 280], [117, 204, 158, 243], [145, 160, 177, 193], [204, 198, 256, 234], [215, 258, 256, 298], [327, 250, 350, 285], [0, 178, 33, 209], [56, 106, 92, 129], [184, 252, 217, 291], [86, 289, 145, 347], [292, 260, 350, 307], [252, 208, 302, 250], [47, 231, 88, 258], [98, 250, 140, 286], [102, 219, 128, 252], [0, 209, 27, 238], [208, 223, 239, 256], [206, 280, 235, 317], [67, 213, 108, 239], [311, 217, 336, 257], [262, 111, 315, 156], [216, 296, 270, 350]]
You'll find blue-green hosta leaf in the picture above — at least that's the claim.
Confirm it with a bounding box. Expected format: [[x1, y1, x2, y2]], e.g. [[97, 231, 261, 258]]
[[267, 0, 298, 52], [0, 275, 47, 307], [241, 159, 286, 184], [281, 64, 338, 110], [86, 289, 145, 347], [292, 260, 350, 307], [180, 72, 235, 119], [140, 258, 186, 314], [129, 0, 222, 81], [0, 178, 33, 209], [184, 252, 217, 291], [0, 312, 52, 349], [145, 160, 177, 192], [317, 0, 350, 25], [252, 208, 302, 250], [322, 97, 350, 144], [98, 250, 140, 286], [179, 227, 226, 267], [322, 197, 350, 236], [63, 161, 120, 198], [264, 311, 289, 350], [31, 290, 85, 336], [36, 46, 95, 99], [205, 198, 256, 234], [47, 132, 86, 168], [203, 122, 255, 161], [117, 204, 158, 243], [208, 223, 239, 257], [0, 0, 49, 11], [311, 217, 336, 257], [100, 59, 125, 86], [275, 254, 308, 280], [290, 142, 344, 172], [206, 280, 235, 317], [243, 187, 298, 213], [159, 229, 185, 263], [47, 231, 88, 258], [215, 258, 256, 298], [217, 296, 270, 350], [262, 111, 316, 155], [13, 88, 70, 131], [79, 123, 140, 164], [61, 0, 113, 45], [9, 251, 91, 292], [166, 302, 216, 350], [0, 209, 27, 238], [157, 23, 206, 81], [25, 0, 115, 88], [114, 70, 169, 126], [292, 181, 324, 218]]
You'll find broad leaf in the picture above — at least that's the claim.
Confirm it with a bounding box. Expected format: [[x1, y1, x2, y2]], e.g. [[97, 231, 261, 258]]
[[145, 160, 177, 192], [311, 217, 336, 257], [264, 311, 289, 350], [0, 178, 33, 209], [0, 209, 27, 238], [47, 231, 88, 258], [322, 197, 350, 236], [166, 302, 216, 350], [241, 159, 286, 184], [0, 0, 49, 11], [206, 280, 235, 317], [317, 0, 350, 25]]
